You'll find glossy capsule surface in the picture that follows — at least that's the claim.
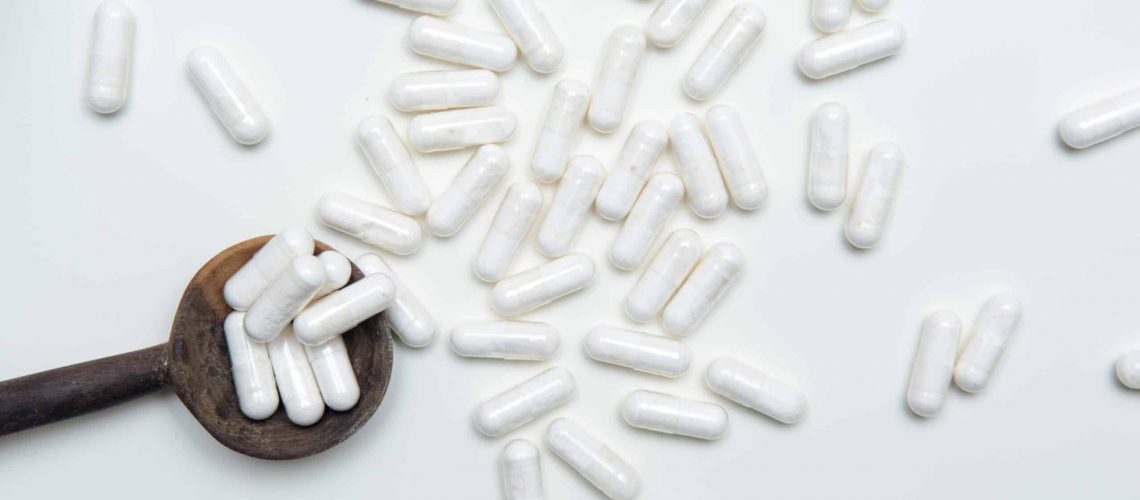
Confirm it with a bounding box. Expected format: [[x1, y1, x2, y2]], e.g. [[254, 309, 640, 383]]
[[1116, 351, 1140, 390], [293, 274, 397, 346], [954, 293, 1023, 393], [408, 105, 517, 153], [356, 253, 437, 348], [706, 357, 808, 424], [492, 254, 595, 317], [625, 229, 702, 322], [87, 0, 134, 114], [224, 228, 314, 311], [546, 418, 640, 500], [798, 19, 906, 80], [610, 172, 684, 271], [388, 69, 499, 113], [584, 326, 691, 377], [669, 113, 728, 218], [537, 156, 604, 257], [267, 327, 324, 426], [620, 390, 728, 440], [489, 0, 564, 73], [474, 367, 575, 437], [705, 103, 767, 210], [451, 320, 559, 361], [845, 142, 903, 249], [595, 120, 669, 221], [427, 144, 510, 237], [318, 192, 423, 255], [187, 46, 270, 145], [646, 0, 712, 48], [812, 0, 851, 33], [807, 102, 850, 211], [474, 182, 544, 282], [357, 115, 431, 216], [407, 16, 517, 72], [244, 255, 326, 343], [1059, 87, 1140, 149], [223, 312, 279, 420], [906, 311, 962, 417], [662, 242, 744, 336], [683, 3, 766, 101], [588, 26, 646, 133], [501, 439, 545, 500], [531, 79, 591, 183]]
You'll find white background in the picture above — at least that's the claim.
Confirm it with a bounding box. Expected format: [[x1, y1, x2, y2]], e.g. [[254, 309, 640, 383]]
[[1, 0, 1139, 498]]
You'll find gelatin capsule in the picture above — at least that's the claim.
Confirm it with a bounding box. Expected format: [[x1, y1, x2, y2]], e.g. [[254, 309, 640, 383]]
[[531, 79, 591, 183], [388, 69, 499, 113], [646, 0, 712, 48], [798, 19, 906, 80], [356, 253, 437, 348], [584, 325, 691, 377], [546, 418, 639, 500], [906, 311, 962, 417], [474, 182, 544, 282], [86, 0, 134, 114], [224, 228, 314, 311], [318, 192, 423, 255], [187, 46, 270, 145], [293, 274, 397, 346], [683, 3, 766, 101], [407, 105, 517, 153], [489, 0, 564, 73], [492, 254, 595, 317], [595, 120, 669, 221], [1058, 87, 1140, 149], [954, 293, 1023, 393], [427, 144, 510, 238], [407, 16, 517, 72], [625, 229, 702, 322], [610, 172, 684, 271], [807, 102, 849, 211], [588, 26, 646, 133], [244, 255, 326, 343], [452, 320, 559, 361], [223, 312, 279, 420], [705, 103, 767, 210], [705, 356, 808, 424], [536, 156, 605, 257], [662, 242, 744, 336], [267, 327, 324, 426], [844, 142, 903, 249], [474, 367, 575, 437], [621, 390, 728, 440], [669, 113, 728, 218]]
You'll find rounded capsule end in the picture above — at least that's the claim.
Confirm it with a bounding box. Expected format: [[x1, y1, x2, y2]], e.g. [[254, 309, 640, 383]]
[[1116, 351, 1140, 390]]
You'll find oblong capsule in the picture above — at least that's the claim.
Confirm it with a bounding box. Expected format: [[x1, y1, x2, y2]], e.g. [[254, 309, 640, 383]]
[[474, 367, 575, 437], [620, 390, 728, 440], [531, 79, 591, 183], [489, 0, 564, 73], [610, 172, 684, 271], [371, 0, 457, 16], [537, 156, 605, 257], [186, 46, 270, 145], [244, 256, 327, 343], [857, 0, 889, 12], [1058, 87, 1140, 149], [669, 113, 728, 218], [356, 253, 438, 348], [317, 191, 423, 255], [662, 242, 744, 336], [595, 120, 670, 221], [705, 357, 808, 424], [86, 0, 134, 114], [706, 103, 768, 210], [427, 144, 510, 237], [224, 228, 314, 311], [1116, 351, 1140, 390], [798, 19, 906, 80], [408, 105, 517, 153], [811, 0, 851, 33], [474, 182, 544, 282], [906, 311, 962, 418], [646, 0, 712, 48], [588, 26, 646, 133], [267, 327, 324, 426], [844, 142, 903, 249], [304, 336, 359, 412], [357, 115, 431, 216], [625, 229, 702, 322], [807, 102, 850, 211], [683, 3, 766, 101], [314, 251, 352, 298], [451, 320, 560, 360], [501, 439, 545, 500], [953, 293, 1024, 393], [492, 254, 595, 317], [223, 312, 279, 420], [388, 69, 499, 113], [546, 418, 640, 500], [407, 16, 517, 72], [584, 326, 691, 377], [293, 274, 397, 346]]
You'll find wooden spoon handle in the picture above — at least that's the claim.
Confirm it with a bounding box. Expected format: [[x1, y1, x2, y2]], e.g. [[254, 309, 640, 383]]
[[0, 344, 170, 436]]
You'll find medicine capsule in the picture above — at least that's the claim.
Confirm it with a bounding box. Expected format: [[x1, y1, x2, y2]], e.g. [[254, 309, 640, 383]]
[[451, 320, 559, 360], [807, 102, 850, 211], [371, 0, 457, 16], [389, 70, 499, 113], [1058, 87, 1140, 149], [186, 46, 270, 145], [584, 325, 691, 377], [595, 121, 669, 221], [610, 173, 684, 271], [474, 182, 544, 282], [705, 104, 768, 210], [588, 26, 646, 133], [294, 274, 397, 346], [646, 0, 712, 48], [492, 254, 595, 317], [427, 144, 510, 237], [811, 0, 851, 33], [625, 229, 702, 322], [798, 19, 906, 80], [407, 16, 517, 72], [546, 418, 640, 500], [314, 251, 351, 298], [489, 0, 564, 73], [669, 113, 728, 218], [1115, 351, 1140, 390], [474, 367, 575, 437], [845, 142, 903, 249], [304, 336, 359, 412], [620, 390, 728, 440], [244, 255, 327, 343], [501, 439, 545, 500], [408, 105, 517, 153], [537, 156, 605, 257], [706, 357, 808, 424], [357, 115, 431, 216], [954, 293, 1023, 393], [662, 242, 744, 336], [86, 0, 134, 114], [531, 79, 591, 183], [317, 191, 423, 255], [267, 327, 324, 426], [223, 312, 279, 420], [683, 3, 766, 101], [906, 311, 962, 418], [355, 253, 438, 348], [857, 0, 889, 12], [224, 228, 314, 311]]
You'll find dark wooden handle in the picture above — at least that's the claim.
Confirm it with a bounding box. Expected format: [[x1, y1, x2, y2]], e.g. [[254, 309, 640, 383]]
[[0, 344, 170, 436]]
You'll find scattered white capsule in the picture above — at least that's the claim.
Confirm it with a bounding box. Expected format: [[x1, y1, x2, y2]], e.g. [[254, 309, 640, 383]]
[[224, 228, 314, 311], [223, 312, 279, 420], [314, 251, 352, 298], [474, 367, 575, 437], [317, 191, 423, 255], [489, 0, 564, 73], [357, 115, 431, 216], [356, 253, 438, 348], [584, 326, 691, 377], [812, 0, 851, 33], [474, 182, 544, 282], [683, 3, 766, 101], [625, 229, 702, 322], [531, 79, 591, 183], [501, 439, 545, 500], [662, 242, 744, 336], [1116, 351, 1140, 390], [407, 16, 517, 72], [371, 0, 457, 16], [267, 327, 324, 426], [1058, 87, 1140, 149], [954, 293, 1024, 393], [669, 113, 728, 218], [294, 274, 397, 346], [857, 0, 889, 12], [706, 357, 808, 424], [620, 390, 728, 440], [798, 19, 906, 80], [86, 0, 134, 114], [546, 418, 640, 500], [537, 156, 605, 257], [427, 144, 510, 237], [845, 142, 903, 249], [304, 335, 359, 412], [595, 121, 669, 221], [646, 0, 712, 48], [807, 102, 850, 211], [492, 254, 595, 317], [186, 46, 270, 145], [407, 105, 517, 153], [706, 104, 768, 210], [587, 26, 646, 133], [243, 256, 326, 343], [610, 173, 684, 271], [451, 321, 559, 360], [906, 311, 962, 418], [388, 69, 499, 113]]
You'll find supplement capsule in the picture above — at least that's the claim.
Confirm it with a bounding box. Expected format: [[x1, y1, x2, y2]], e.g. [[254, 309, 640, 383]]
[[683, 3, 766, 101], [669, 113, 728, 218], [857, 0, 889, 12], [224, 228, 314, 311], [610, 172, 684, 271], [1116, 351, 1140, 390], [546, 418, 640, 500], [317, 191, 423, 255], [474, 182, 544, 282], [474, 367, 575, 437], [357, 115, 431, 216], [807, 102, 850, 211], [186, 46, 270, 145], [954, 293, 1023, 393], [492, 254, 595, 317], [811, 0, 851, 33], [267, 327, 324, 426], [303, 253, 360, 412], [407, 16, 517, 72], [501, 439, 545, 500], [625, 229, 702, 322], [244, 256, 327, 343], [845, 142, 903, 249], [371, 0, 457, 15], [595, 120, 669, 221], [584, 325, 691, 377], [662, 242, 743, 336], [427, 144, 510, 237], [1058, 87, 1140, 149], [531, 79, 591, 183], [706, 356, 808, 424], [223, 312, 279, 420], [356, 253, 438, 348], [588, 26, 646, 133], [906, 311, 962, 418], [537, 156, 605, 257], [706, 104, 768, 210], [388, 69, 499, 113], [489, 0, 564, 73], [451, 320, 559, 360], [408, 105, 517, 153], [798, 19, 906, 80], [620, 390, 728, 440], [646, 0, 712, 48], [86, 0, 134, 114], [314, 251, 352, 298], [294, 274, 397, 346]]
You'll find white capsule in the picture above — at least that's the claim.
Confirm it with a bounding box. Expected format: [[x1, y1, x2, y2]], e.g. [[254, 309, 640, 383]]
[[223, 312, 279, 420], [857, 0, 889, 12], [610, 173, 684, 271], [474, 367, 575, 437], [798, 19, 906, 80], [954, 293, 1024, 393], [663, 242, 744, 336], [474, 182, 544, 282], [407, 105, 517, 153], [317, 191, 423, 255], [646, 0, 712, 48], [492, 254, 595, 317], [669, 113, 728, 218], [451, 321, 559, 360], [371, 0, 457, 15], [537, 156, 605, 257], [807, 102, 850, 211], [357, 115, 431, 216], [531, 79, 591, 183], [427, 145, 510, 237], [587, 26, 646, 133], [355, 253, 437, 348], [595, 121, 669, 221], [706, 104, 768, 210], [314, 251, 352, 298], [388, 70, 499, 113], [584, 326, 691, 377], [1058, 87, 1140, 149], [266, 327, 324, 426], [86, 0, 134, 114], [706, 357, 808, 424], [620, 390, 728, 440], [546, 418, 640, 500], [304, 336, 360, 412], [625, 229, 702, 322], [845, 142, 903, 249], [186, 46, 270, 145], [1116, 351, 1140, 390], [293, 274, 397, 346], [224, 228, 314, 311], [407, 16, 517, 72], [244, 256, 326, 343], [501, 439, 545, 500], [812, 0, 851, 33], [683, 4, 766, 101], [489, 0, 564, 73], [906, 311, 962, 418]]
